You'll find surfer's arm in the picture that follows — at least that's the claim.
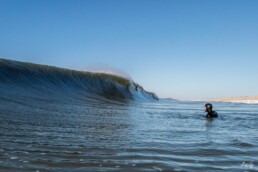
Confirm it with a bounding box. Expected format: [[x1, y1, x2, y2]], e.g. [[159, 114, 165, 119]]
[[205, 114, 211, 118]]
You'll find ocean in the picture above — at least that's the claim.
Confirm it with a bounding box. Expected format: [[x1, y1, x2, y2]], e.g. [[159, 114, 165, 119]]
[[0, 59, 257, 172]]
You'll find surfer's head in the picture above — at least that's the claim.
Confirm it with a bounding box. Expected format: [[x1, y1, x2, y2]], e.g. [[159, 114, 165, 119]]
[[204, 103, 213, 112]]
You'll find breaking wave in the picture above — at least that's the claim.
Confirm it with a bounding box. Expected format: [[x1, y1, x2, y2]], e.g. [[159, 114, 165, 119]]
[[0, 59, 158, 102]]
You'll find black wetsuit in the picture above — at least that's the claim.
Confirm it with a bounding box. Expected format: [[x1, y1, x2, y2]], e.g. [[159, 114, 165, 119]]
[[206, 111, 218, 118]]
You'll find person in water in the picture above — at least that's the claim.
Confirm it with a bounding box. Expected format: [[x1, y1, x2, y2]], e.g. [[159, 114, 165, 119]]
[[204, 103, 218, 118]]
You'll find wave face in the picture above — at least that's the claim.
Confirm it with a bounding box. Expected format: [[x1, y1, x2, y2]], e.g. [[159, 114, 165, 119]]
[[0, 59, 158, 101]]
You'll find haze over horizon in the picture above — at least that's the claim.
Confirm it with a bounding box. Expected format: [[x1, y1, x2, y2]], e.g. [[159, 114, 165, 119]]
[[1, 0, 258, 100]]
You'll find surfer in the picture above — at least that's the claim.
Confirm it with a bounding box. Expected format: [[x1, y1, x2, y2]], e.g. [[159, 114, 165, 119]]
[[204, 103, 218, 118]]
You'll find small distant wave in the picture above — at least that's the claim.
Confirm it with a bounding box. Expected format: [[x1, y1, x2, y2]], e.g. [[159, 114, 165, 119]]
[[227, 100, 258, 104], [211, 100, 258, 105], [0, 59, 158, 101]]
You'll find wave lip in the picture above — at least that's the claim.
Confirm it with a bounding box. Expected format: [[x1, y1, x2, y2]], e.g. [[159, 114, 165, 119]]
[[0, 59, 158, 101]]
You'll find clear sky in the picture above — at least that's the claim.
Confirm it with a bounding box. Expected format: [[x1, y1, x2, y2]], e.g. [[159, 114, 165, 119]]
[[1, 0, 258, 100]]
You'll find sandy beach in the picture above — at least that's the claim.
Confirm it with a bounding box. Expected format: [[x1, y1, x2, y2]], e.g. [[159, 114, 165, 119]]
[[209, 96, 258, 103]]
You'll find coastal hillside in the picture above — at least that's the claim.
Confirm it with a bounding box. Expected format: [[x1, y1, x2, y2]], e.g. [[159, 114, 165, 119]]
[[209, 96, 258, 104]]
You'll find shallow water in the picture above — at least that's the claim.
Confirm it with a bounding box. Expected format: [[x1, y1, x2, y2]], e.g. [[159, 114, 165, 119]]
[[0, 59, 257, 171], [1, 96, 258, 172]]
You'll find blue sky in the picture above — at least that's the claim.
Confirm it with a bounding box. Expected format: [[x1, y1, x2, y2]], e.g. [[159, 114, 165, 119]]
[[0, 0, 258, 99]]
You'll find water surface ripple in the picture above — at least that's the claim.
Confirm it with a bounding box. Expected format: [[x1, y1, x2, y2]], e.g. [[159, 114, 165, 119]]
[[1, 97, 258, 172]]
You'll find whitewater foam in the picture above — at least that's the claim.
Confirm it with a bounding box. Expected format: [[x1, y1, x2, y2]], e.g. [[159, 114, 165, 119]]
[[227, 100, 258, 104]]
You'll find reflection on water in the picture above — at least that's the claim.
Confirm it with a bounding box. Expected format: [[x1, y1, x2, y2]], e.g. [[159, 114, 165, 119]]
[[1, 96, 258, 172]]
